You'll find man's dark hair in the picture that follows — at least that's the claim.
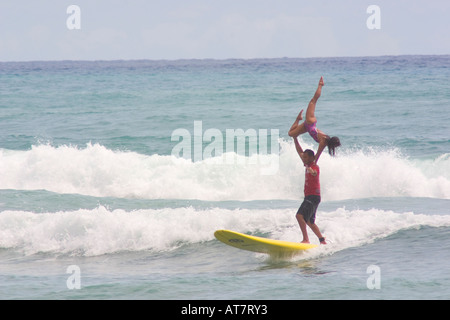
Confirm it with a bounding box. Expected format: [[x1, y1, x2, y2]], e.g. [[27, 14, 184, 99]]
[[304, 149, 315, 158]]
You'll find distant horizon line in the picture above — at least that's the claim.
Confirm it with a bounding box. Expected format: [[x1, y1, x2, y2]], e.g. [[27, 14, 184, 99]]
[[1, 53, 449, 64]]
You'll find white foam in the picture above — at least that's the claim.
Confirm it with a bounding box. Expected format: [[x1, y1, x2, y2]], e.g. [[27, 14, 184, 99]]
[[1, 206, 449, 257], [0, 141, 449, 201]]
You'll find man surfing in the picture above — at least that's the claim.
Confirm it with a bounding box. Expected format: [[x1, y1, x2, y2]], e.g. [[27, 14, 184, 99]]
[[292, 135, 327, 245]]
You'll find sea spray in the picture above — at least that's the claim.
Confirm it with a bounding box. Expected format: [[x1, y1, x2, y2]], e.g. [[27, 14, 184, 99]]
[[1, 141, 449, 201]]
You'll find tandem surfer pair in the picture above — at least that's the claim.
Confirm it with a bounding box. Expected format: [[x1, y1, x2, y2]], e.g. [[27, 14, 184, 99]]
[[288, 76, 341, 245], [214, 77, 340, 255]]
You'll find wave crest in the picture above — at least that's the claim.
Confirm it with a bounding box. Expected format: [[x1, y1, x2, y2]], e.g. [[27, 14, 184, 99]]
[[0, 142, 449, 201]]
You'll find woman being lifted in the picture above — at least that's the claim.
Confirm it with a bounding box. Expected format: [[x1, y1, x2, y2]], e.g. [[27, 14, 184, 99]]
[[288, 76, 341, 163]]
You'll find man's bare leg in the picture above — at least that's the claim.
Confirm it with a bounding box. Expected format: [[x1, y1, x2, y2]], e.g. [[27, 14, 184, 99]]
[[307, 221, 327, 244], [296, 213, 310, 243]]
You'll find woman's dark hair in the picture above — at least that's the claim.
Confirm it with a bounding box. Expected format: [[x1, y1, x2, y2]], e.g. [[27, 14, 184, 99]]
[[327, 136, 341, 156]]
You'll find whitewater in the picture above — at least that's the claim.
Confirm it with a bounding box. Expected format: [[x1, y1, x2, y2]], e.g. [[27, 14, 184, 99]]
[[1, 140, 449, 201]]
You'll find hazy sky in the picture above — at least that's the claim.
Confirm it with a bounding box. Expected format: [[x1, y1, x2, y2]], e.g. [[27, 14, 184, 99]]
[[1, 0, 449, 61]]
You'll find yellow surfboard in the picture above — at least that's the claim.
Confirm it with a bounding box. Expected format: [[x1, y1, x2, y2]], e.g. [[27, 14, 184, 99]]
[[214, 229, 317, 258]]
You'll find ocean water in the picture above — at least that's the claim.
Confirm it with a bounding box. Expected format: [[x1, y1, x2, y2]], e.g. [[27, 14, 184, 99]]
[[0, 56, 449, 301]]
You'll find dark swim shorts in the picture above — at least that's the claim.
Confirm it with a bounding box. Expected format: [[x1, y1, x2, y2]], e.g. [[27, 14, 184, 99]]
[[296, 195, 321, 224]]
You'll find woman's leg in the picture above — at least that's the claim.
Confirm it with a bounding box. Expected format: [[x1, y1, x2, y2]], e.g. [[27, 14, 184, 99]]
[[288, 109, 307, 137], [305, 76, 324, 124]]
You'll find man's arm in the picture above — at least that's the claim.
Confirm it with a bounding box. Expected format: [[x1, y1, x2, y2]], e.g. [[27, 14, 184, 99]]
[[294, 137, 317, 174], [293, 136, 308, 166], [315, 141, 326, 164]]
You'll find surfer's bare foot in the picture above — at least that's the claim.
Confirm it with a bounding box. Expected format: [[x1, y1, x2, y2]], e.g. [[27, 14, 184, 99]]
[[301, 240, 310, 244], [319, 237, 327, 245]]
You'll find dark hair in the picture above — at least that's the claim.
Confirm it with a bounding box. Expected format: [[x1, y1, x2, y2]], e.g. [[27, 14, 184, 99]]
[[327, 136, 341, 156], [304, 149, 315, 158]]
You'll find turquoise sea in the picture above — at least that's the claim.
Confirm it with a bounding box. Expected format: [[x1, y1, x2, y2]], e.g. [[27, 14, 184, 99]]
[[0, 55, 449, 302]]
